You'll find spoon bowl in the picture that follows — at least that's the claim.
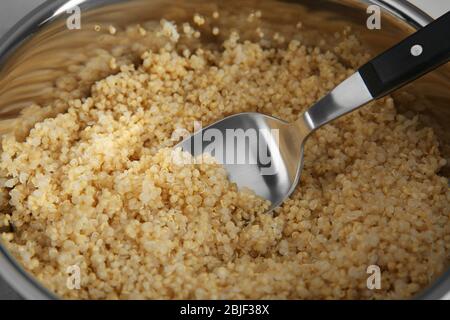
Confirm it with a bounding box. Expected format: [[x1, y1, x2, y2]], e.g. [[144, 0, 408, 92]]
[[177, 112, 305, 211]]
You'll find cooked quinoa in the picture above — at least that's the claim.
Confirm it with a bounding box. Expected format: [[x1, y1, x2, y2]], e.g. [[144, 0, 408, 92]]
[[0, 14, 449, 300]]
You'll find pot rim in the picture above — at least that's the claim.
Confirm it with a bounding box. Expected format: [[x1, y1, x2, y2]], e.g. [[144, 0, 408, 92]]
[[0, 0, 444, 300]]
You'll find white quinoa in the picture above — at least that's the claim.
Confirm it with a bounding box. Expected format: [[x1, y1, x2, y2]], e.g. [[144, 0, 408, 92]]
[[193, 14, 206, 26], [0, 16, 449, 300], [158, 20, 179, 43], [108, 25, 117, 35], [212, 27, 220, 36]]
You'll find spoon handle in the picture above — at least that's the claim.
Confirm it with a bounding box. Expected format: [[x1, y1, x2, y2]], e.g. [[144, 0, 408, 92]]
[[300, 11, 450, 133], [359, 11, 450, 99]]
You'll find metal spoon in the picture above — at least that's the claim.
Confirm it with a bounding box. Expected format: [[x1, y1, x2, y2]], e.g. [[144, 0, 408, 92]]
[[177, 12, 450, 211]]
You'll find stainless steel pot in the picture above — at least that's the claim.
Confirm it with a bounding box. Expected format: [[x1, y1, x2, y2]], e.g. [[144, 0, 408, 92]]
[[0, 0, 448, 300]]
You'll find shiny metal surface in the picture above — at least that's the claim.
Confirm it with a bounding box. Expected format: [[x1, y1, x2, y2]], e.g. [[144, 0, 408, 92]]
[[0, 245, 57, 299], [301, 72, 373, 131], [364, 0, 432, 27], [0, 0, 448, 300]]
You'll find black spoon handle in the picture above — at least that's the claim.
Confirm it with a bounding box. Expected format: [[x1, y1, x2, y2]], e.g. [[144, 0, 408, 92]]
[[359, 11, 450, 99]]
